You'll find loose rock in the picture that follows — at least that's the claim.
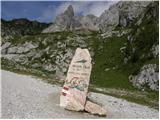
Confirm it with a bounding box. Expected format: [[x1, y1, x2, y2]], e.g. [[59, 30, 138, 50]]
[[85, 100, 106, 116]]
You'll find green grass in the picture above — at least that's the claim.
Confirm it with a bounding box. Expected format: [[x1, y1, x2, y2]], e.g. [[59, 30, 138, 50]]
[[91, 70, 134, 89], [89, 34, 135, 90], [85, 32, 159, 109]]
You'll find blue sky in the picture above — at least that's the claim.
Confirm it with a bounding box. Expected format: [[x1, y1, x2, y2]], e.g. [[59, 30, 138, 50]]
[[1, 1, 118, 23]]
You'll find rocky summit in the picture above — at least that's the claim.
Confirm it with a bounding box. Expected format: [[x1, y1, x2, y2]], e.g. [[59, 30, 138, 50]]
[[42, 5, 99, 33], [43, 1, 151, 33], [42, 5, 74, 33], [98, 1, 151, 32], [1, 1, 159, 108]]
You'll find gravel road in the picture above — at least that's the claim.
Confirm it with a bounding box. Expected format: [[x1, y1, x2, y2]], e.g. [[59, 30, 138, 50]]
[[1, 70, 159, 119]]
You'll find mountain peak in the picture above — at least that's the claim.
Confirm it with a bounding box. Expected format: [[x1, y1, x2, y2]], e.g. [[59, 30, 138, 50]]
[[68, 5, 73, 11], [64, 5, 74, 17]]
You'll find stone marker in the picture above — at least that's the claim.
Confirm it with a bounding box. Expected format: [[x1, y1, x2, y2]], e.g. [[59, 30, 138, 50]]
[[85, 100, 107, 116], [60, 48, 92, 111]]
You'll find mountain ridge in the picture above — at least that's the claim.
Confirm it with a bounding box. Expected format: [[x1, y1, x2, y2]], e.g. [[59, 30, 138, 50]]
[[42, 1, 151, 33], [1, 18, 50, 42]]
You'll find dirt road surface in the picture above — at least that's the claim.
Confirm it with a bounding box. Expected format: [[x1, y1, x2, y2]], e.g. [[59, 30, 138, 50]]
[[1, 70, 159, 118]]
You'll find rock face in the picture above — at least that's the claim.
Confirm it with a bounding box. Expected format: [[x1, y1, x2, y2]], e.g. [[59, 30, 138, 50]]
[[43, 1, 151, 33], [85, 100, 106, 116], [98, 3, 119, 32], [72, 14, 99, 31], [151, 44, 159, 58], [43, 5, 99, 33], [1, 42, 11, 50], [98, 1, 151, 32], [42, 5, 74, 33], [129, 64, 159, 91], [60, 48, 92, 111], [7, 42, 38, 54], [1, 42, 11, 54]]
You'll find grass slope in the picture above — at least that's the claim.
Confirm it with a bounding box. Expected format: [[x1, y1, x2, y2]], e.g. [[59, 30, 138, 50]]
[[1, 31, 158, 109]]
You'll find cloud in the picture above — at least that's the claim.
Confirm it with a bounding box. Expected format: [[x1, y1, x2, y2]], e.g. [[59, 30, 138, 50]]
[[37, 4, 57, 23], [84, 1, 118, 16]]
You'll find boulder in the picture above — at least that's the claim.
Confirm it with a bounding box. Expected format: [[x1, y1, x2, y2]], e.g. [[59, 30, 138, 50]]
[[1, 42, 11, 50], [1, 42, 11, 54], [60, 48, 92, 111], [7, 42, 38, 54], [84, 100, 106, 116], [151, 44, 159, 58], [16, 42, 38, 54], [7, 46, 18, 54]]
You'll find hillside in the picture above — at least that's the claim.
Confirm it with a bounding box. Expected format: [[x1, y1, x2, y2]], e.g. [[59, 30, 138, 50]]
[[1, 18, 50, 42], [1, 1, 159, 109]]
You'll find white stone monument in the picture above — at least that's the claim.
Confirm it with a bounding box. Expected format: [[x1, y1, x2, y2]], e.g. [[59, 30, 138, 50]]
[[60, 48, 92, 111]]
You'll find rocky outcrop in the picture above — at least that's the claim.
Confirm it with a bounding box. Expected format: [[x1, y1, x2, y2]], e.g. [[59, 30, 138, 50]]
[[43, 1, 151, 33], [1, 33, 91, 79], [7, 42, 38, 54], [1, 42, 11, 54], [72, 14, 99, 31], [98, 1, 151, 32], [151, 44, 159, 58], [42, 5, 99, 33], [129, 64, 159, 91], [42, 5, 100, 33], [98, 3, 119, 32], [42, 5, 74, 33]]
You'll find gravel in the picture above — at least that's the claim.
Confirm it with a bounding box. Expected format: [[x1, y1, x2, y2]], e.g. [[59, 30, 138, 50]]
[[1, 70, 159, 118]]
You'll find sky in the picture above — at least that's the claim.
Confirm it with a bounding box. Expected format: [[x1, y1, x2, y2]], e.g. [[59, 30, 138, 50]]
[[1, 1, 118, 23]]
